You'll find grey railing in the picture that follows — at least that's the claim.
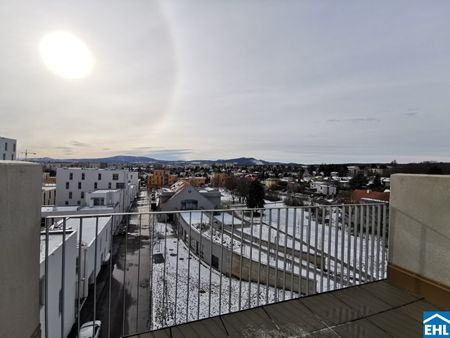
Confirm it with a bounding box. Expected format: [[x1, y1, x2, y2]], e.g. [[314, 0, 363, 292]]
[[41, 203, 388, 338]]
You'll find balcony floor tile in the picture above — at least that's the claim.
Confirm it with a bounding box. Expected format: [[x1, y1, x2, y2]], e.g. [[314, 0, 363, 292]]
[[125, 280, 438, 338], [171, 316, 228, 338]]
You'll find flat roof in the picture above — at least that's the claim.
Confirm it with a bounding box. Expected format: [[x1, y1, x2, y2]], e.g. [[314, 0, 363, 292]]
[[40, 230, 77, 263], [65, 216, 112, 247], [0, 136, 16, 141], [90, 189, 121, 193], [42, 206, 79, 213]]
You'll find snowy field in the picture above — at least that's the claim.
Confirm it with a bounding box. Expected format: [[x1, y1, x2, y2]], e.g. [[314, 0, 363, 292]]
[[149, 221, 294, 329]]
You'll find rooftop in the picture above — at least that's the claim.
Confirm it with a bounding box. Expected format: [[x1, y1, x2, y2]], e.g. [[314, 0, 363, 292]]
[[39, 230, 76, 263], [129, 280, 440, 338]]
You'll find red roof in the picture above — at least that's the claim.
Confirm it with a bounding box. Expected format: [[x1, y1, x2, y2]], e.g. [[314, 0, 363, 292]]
[[351, 189, 390, 203]]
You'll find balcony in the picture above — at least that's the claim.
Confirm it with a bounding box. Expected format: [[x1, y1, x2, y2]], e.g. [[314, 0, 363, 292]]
[[1, 163, 448, 338], [41, 201, 390, 338]]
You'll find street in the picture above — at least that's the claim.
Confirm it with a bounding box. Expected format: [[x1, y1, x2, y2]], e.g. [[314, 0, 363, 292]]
[[73, 189, 155, 338]]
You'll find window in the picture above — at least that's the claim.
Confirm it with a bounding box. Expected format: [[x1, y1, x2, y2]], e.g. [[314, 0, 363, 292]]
[[11, 154, 14, 160], [116, 183, 125, 189], [69, 192, 72, 199], [108, 182, 112, 189], [94, 182, 98, 189], [4, 142, 7, 151], [13, 143, 16, 152], [181, 199, 198, 210], [2, 154, 5, 160], [69, 173, 73, 180], [77, 200, 80, 205], [211, 255, 219, 269], [78, 182, 82, 189], [59, 288, 62, 314], [39, 277, 45, 308], [93, 198, 105, 206], [82, 173, 85, 180], [112, 173, 119, 180], [98, 173, 102, 180], [65, 182, 69, 189], [81, 191, 84, 199], [65, 201, 68, 206]]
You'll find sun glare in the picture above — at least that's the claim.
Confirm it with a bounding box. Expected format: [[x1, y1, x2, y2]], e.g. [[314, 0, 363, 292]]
[[39, 31, 94, 80]]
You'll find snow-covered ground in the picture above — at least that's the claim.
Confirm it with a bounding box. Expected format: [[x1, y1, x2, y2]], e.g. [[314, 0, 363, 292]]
[[178, 204, 387, 290], [150, 221, 293, 329]]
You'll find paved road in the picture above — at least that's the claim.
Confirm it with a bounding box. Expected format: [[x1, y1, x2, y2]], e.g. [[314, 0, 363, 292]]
[[71, 189, 155, 338]]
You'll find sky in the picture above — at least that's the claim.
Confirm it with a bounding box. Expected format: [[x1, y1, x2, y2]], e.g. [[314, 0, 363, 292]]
[[1, 0, 450, 163]]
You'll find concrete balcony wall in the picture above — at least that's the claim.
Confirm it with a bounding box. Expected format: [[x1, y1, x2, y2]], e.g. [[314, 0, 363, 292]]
[[389, 174, 450, 307], [0, 161, 42, 338], [176, 214, 316, 295]]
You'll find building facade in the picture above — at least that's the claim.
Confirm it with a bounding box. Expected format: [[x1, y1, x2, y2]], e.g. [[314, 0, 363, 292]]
[[0, 136, 16, 160], [159, 181, 221, 211], [55, 168, 138, 211], [39, 231, 78, 338], [147, 169, 179, 189], [42, 184, 56, 205]]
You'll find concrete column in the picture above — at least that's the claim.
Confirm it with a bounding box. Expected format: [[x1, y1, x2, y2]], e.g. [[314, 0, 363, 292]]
[[0, 161, 42, 338], [389, 174, 450, 308]]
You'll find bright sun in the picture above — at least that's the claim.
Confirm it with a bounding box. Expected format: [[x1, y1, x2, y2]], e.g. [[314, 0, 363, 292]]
[[39, 31, 94, 80]]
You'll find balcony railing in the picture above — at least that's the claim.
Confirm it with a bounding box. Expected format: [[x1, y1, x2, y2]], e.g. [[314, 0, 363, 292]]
[[41, 203, 388, 338]]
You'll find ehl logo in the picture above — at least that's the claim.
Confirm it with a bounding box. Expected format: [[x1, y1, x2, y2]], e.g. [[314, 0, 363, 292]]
[[423, 312, 450, 337]]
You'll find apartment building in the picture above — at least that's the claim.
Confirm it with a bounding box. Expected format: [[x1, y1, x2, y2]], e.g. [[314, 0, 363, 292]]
[[0, 136, 16, 160], [55, 168, 139, 211], [147, 169, 179, 189]]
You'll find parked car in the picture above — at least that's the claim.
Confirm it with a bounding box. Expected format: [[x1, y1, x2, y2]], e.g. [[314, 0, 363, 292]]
[[79, 321, 101, 338]]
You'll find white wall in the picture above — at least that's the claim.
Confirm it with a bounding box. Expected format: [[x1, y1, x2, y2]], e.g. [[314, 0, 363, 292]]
[[389, 174, 450, 287], [70, 217, 112, 299], [0, 161, 41, 338], [39, 231, 77, 338], [56, 168, 139, 211], [42, 187, 56, 205], [0, 137, 16, 160]]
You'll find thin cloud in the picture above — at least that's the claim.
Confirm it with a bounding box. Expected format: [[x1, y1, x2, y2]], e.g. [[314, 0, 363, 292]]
[[327, 117, 380, 123], [71, 141, 90, 147], [404, 112, 419, 117]]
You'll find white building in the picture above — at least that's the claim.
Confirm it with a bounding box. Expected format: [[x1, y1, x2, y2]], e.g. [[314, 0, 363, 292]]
[[39, 216, 112, 337], [42, 188, 123, 232], [55, 168, 139, 211], [311, 181, 337, 196], [68, 217, 112, 299], [0, 136, 16, 160], [51, 217, 113, 300], [39, 230, 78, 338], [42, 184, 56, 205]]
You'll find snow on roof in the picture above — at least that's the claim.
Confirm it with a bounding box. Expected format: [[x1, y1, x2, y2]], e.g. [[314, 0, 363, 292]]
[[41, 206, 79, 213], [79, 206, 115, 211], [91, 189, 120, 193], [62, 217, 111, 247], [40, 230, 77, 263]]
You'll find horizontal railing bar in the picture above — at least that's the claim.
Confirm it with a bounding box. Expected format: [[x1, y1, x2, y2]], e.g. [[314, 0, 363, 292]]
[[44, 202, 389, 219]]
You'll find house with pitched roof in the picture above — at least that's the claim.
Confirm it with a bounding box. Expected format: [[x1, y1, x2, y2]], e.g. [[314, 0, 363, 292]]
[[158, 181, 221, 211]]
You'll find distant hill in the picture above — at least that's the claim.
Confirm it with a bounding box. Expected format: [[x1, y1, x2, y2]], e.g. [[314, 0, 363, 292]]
[[29, 155, 283, 165], [30, 155, 160, 164]]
